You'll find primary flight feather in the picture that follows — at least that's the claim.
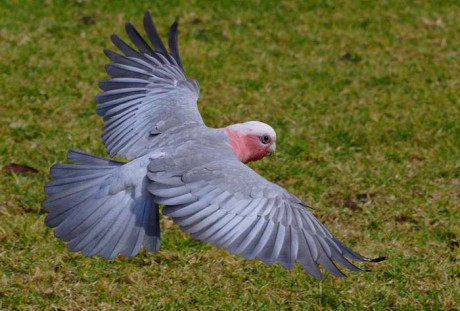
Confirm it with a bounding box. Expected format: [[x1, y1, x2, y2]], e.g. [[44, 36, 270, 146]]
[[43, 11, 384, 278]]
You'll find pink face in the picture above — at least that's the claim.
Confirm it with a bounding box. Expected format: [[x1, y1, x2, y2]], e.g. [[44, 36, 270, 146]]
[[225, 122, 277, 163]]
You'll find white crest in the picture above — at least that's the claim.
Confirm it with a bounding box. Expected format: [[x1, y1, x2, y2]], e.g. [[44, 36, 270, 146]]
[[229, 121, 277, 140]]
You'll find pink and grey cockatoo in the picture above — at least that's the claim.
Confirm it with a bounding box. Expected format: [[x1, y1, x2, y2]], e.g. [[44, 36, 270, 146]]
[[43, 12, 384, 278]]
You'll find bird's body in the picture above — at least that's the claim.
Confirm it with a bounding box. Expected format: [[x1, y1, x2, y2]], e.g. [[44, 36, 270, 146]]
[[44, 12, 383, 279]]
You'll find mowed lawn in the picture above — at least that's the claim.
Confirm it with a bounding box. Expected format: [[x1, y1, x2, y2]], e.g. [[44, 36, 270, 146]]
[[1, 0, 459, 309]]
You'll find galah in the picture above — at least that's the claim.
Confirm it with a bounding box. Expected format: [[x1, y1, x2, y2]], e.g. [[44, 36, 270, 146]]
[[43, 12, 384, 279]]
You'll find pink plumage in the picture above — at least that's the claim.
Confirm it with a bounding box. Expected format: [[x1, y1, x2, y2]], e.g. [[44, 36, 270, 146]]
[[225, 121, 277, 163]]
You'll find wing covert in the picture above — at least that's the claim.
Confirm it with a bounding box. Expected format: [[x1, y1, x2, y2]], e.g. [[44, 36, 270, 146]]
[[96, 12, 203, 160]]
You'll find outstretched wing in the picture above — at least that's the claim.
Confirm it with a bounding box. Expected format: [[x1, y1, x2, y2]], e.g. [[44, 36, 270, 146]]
[[147, 159, 382, 279], [96, 12, 203, 160]]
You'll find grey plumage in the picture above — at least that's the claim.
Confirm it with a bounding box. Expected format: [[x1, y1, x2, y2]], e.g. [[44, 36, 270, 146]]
[[44, 12, 384, 278], [44, 150, 160, 258], [149, 157, 374, 278], [95, 12, 202, 160]]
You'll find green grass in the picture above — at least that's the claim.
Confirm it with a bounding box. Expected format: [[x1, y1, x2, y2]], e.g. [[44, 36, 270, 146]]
[[1, 0, 459, 309]]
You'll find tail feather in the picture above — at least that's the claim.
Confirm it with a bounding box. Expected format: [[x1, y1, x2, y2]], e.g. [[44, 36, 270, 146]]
[[143, 198, 161, 251], [76, 193, 133, 258], [44, 149, 160, 259], [50, 164, 116, 179], [100, 194, 144, 258], [45, 193, 101, 228], [66, 196, 124, 254], [54, 194, 116, 241], [67, 149, 123, 166], [45, 173, 110, 194]]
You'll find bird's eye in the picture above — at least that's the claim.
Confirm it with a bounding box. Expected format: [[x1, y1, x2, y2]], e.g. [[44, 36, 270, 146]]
[[260, 135, 270, 144]]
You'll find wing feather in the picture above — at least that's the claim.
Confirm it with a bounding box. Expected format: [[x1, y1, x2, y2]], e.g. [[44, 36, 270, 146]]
[[246, 220, 275, 259], [207, 215, 243, 245], [150, 158, 379, 278], [175, 203, 220, 228], [193, 213, 238, 241], [125, 22, 154, 55], [98, 12, 203, 159], [234, 216, 267, 255], [143, 11, 170, 57], [168, 21, 183, 69], [221, 215, 259, 248]]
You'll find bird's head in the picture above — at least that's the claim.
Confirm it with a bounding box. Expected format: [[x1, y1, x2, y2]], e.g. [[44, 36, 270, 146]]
[[225, 121, 277, 163]]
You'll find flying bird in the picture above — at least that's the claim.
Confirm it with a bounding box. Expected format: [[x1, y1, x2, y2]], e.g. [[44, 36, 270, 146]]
[[43, 12, 384, 278]]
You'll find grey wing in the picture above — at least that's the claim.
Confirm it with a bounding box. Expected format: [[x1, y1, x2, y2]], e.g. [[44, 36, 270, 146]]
[[147, 159, 378, 279], [96, 12, 203, 160]]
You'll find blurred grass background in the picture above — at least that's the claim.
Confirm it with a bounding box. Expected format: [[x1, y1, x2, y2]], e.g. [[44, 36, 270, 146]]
[[1, 0, 459, 309]]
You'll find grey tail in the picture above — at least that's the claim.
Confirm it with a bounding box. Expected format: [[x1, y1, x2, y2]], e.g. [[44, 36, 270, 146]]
[[43, 149, 160, 259]]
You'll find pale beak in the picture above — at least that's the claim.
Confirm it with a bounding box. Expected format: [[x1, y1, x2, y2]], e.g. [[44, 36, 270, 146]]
[[268, 143, 276, 155]]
